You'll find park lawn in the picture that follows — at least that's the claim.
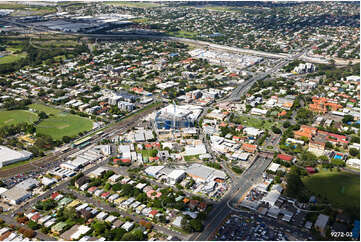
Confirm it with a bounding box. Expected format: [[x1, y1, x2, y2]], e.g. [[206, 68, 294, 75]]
[[141, 149, 157, 159], [0, 52, 27, 64], [0, 110, 38, 127], [36, 113, 93, 140], [233, 115, 278, 130], [184, 155, 200, 162], [302, 171, 360, 211], [28, 103, 62, 115]]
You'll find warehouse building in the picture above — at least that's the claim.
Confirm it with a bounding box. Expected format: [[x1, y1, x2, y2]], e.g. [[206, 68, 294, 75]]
[[1, 187, 31, 205], [0, 146, 32, 168]]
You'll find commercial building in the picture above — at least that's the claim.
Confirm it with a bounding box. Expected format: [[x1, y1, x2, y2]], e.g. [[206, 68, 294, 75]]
[[186, 164, 226, 183], [0, 146, 32, 168], [1, 187, 31, 205], [14, 178, 39, 191], [167, 170, 186, 185], [155, 104, 202, 130]]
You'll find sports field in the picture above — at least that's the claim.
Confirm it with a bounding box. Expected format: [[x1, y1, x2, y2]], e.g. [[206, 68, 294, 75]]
[[28, 103, 61, 115], [28, 103, 93, 140], [36, 113, 93, 140], [302, 170, 360, 211], [0, 110, 38, 127]]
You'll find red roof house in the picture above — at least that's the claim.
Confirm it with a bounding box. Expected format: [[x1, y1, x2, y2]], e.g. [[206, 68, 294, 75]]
[[277, 154, 294, 163]]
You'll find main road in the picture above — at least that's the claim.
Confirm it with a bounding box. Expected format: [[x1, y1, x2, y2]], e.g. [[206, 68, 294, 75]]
[[190, 153, 273, 241], [0, 102, 162, 178], [228, 49, 308, 101]]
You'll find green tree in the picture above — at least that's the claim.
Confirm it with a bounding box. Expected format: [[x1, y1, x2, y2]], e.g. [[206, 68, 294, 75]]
[[285, 172, 307, 202], [27, 220, 40, 230], [189, 219, 204, 232], [349, 148, 359, 157], [342, 115, 354, 124]]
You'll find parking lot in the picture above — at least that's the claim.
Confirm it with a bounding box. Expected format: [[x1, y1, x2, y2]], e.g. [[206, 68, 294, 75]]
[[214, 213, 312, 241], [215, 214, 289, 241]]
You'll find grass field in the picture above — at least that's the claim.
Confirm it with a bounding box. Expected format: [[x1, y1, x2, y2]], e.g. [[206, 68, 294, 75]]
[[28, 103, 93, 140], [0, 52, 27, 64], [233, 115, 279, 130], [28, 103, 61, 115], [0, 110, 38, 127], [302, 170, 360, 211], [184, 155, 200, 162], [36, 114, 93, 140]]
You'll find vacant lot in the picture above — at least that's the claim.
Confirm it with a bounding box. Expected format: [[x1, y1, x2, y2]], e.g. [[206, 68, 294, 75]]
[[232, 115, 278, 130], [302, 170, 360, 211], [0, 110, 38, 127]]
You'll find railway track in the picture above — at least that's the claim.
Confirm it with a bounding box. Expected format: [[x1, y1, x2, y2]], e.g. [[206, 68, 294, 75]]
[[0, 102, 162, 178]]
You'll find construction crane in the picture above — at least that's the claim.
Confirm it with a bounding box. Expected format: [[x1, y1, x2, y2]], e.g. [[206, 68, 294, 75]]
[[172, 100, 177, 141]]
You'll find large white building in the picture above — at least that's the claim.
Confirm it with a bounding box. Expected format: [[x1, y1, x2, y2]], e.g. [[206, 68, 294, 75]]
[[0, 146, 32, 168], [155, 104, 203, 130]]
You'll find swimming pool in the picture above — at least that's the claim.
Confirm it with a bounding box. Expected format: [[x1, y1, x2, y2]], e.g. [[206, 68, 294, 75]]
[[334, 154, 343, 160]]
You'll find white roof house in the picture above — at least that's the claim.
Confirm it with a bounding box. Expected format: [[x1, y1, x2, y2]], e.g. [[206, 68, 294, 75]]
[[105, 215, 117, 224], [121, 222, 134, 232], [108, 174, 122, 183], [267, 163, 280, 173], [96, 212, 108, 220]]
